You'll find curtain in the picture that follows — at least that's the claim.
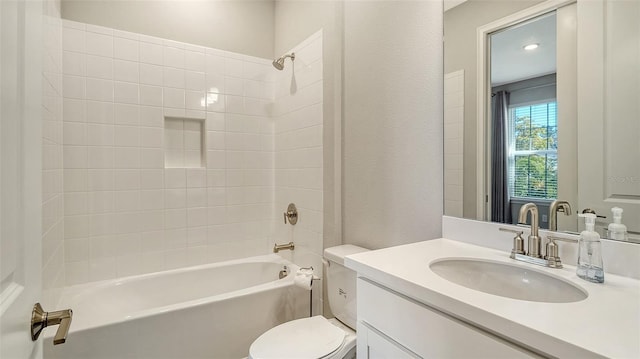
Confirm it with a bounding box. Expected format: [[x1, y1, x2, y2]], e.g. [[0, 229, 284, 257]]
[[491, 91, 511, 224]]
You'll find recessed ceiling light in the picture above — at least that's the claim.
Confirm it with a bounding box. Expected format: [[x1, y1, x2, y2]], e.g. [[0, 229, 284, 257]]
[[523, 43, 539, 51]]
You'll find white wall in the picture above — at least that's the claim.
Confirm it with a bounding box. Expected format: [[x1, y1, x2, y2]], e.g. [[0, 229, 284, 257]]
[[42, 0, 65, 307], [343, 1, 444, 249], [274, 1, 335, 57], [61, 0, 275, 59], [61, 20, 276, 285]]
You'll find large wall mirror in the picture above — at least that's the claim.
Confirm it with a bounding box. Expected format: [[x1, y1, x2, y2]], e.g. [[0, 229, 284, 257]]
[[444, 0, 639, 243]]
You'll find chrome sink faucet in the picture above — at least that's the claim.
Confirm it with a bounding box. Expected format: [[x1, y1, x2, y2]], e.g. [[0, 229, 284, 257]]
[[549, 200, 572, 231], [518, 203, 542, 258], [501, 202, 578, 269]]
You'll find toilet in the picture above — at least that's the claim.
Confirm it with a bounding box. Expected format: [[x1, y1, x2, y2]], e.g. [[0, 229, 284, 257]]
[[249, 244, 369, 359]]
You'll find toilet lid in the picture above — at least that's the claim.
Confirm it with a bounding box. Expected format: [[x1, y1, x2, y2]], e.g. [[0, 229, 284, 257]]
[[249, 316, 346, 359]]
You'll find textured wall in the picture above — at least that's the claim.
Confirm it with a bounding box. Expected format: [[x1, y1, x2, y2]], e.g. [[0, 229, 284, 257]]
[[274, 1, 334, 57], [343, 1, 444, 249], [61, 0, 275, 59]]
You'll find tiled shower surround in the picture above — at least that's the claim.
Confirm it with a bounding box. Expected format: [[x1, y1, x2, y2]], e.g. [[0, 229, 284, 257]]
[[61, 20, 323, 285], [272, 31, 325, 274], [272, 31, 325, 313]]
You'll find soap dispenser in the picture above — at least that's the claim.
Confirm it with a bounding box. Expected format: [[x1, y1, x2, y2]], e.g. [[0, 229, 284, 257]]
[[607, 207, 628, 241], [577, 213, 604, 283]]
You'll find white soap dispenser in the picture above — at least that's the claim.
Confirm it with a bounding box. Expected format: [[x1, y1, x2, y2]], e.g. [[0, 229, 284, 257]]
[[607, 207, 628, 241], [577, 213, 604, 283]]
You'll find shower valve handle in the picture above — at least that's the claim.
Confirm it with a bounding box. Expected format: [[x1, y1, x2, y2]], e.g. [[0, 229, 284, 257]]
[[283, 203, 298, 225]]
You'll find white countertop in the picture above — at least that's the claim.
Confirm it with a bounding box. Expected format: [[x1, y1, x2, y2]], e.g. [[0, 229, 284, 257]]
[[345, 238, 640, 358]]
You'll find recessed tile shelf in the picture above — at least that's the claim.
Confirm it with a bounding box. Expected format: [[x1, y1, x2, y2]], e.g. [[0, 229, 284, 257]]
[[164, 117, 205, 168]]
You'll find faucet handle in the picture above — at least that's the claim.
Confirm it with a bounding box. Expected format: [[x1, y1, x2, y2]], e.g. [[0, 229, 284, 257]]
[[544, 236, 578, 269], [581, 208, 606, 219], [283, 203, 298, 225], [499, 227, 524, 235], [548, 236, 578, 243], [499, 228, 525, 258]]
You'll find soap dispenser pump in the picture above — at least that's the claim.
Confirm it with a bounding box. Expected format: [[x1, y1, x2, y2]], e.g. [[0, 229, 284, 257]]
[[577, 213, 604, 283], [607, 207, 628, 241]]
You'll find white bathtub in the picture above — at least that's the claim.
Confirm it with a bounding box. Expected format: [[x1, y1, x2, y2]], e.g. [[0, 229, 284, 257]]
[[44, 254, 308, 359]]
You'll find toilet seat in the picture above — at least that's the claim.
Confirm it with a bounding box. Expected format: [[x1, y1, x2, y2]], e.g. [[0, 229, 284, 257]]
[[249, 316, 347, 359]]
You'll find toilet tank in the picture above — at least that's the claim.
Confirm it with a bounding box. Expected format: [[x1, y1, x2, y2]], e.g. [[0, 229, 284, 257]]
[[324, 245, 369, 330]]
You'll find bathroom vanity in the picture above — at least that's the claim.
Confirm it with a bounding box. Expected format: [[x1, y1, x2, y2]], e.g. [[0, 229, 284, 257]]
[[345, 238, 640, 358]]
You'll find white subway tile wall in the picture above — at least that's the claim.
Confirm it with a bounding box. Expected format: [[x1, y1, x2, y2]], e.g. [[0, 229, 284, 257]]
[[271, 30, 324, 315], [60, 20, 318, 285], [42, 0, 65, 307], [444, 70, 464, 217]]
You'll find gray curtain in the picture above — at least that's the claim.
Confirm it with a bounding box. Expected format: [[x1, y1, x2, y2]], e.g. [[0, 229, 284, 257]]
[[491, 91, 511, 223]]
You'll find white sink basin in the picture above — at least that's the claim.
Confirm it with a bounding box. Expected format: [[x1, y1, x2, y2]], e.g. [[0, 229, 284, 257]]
[[430, 258, 588, 303]]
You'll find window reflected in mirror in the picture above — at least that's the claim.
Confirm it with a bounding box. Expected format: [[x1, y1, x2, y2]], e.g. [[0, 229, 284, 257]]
[[489, 12, 558, 228]]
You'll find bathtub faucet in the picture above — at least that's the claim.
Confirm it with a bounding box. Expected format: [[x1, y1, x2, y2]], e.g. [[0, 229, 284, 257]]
[[273, 242, 295, 253]]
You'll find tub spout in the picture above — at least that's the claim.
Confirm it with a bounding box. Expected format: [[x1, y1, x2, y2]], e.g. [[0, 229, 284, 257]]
[[273, 242, 294, 253]]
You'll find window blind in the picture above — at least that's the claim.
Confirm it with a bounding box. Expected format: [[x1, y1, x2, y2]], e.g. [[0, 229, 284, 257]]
[[508, 102, 558, 199]]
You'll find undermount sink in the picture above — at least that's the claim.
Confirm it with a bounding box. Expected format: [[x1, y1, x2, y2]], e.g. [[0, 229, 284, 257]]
[[430, 258, 588, 303]]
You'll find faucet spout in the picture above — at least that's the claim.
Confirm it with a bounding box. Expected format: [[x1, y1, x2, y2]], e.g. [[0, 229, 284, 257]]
[[518, 203, 542, 258], [273, 242, 295, 253], [518, 203, 539, 237], [549, 200, 572, 231]]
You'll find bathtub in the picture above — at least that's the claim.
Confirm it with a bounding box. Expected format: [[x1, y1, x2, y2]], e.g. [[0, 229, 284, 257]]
[[44, 254, 308, 359]]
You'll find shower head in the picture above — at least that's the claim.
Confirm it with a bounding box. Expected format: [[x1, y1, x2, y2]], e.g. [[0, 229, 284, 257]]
[[272, 52, 295, 70], [272, 58, 285, 70]]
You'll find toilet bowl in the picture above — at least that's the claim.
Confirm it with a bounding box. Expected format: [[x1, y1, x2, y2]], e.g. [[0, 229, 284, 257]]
[[248, 245, 368, 359], [249, 316, 356, 359]]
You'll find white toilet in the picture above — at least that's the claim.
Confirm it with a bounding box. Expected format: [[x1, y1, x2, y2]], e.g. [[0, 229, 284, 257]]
[[249, 244, 369, 359]]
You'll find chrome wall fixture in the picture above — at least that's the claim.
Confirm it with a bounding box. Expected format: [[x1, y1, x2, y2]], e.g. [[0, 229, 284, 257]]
[[272, 52, 295, 70], [273, 242, 295, 253], [284, 203, 298, 225]]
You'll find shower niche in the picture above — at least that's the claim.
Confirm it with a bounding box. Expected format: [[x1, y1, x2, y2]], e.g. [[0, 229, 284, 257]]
[[164, 117, 206, 168]]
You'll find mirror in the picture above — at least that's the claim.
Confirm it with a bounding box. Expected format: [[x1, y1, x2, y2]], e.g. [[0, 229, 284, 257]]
[[444, 0, 639, 243]]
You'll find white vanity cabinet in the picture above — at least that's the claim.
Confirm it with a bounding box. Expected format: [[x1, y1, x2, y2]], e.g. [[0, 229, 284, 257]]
[[357, 324, 419, 359], [347, 239, 640, 358], [356, 278, 540, 359]]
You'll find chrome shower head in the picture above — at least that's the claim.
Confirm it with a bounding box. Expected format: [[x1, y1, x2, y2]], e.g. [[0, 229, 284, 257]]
[[272, 52, 295, 70], [272, 58, 285, 70]]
